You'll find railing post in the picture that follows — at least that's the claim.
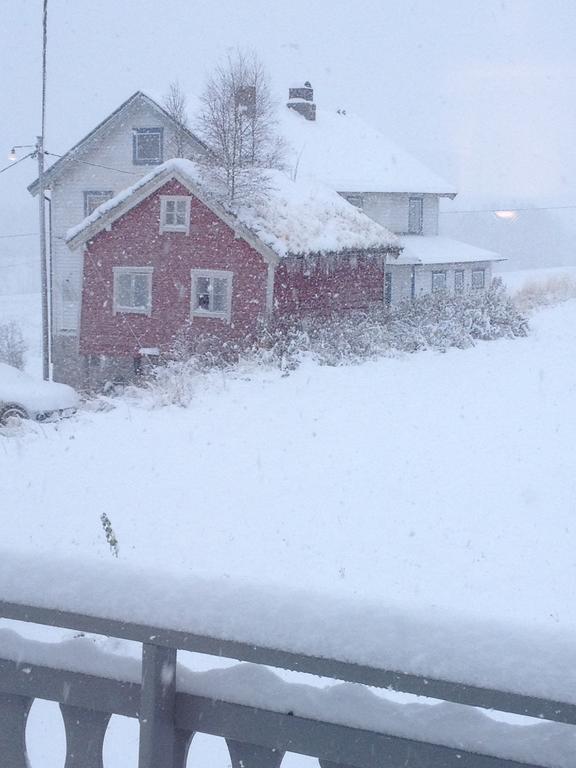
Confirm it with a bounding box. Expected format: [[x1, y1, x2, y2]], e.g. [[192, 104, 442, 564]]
[[226, 739, 284, 768], [173, 728, 194, 768], [138, 643, 177, 768], [0, 692, 32, 768], [60, 703, 111, 768]]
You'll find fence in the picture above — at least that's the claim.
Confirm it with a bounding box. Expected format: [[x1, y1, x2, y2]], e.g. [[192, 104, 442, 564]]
[[0, 598, 569, 768]]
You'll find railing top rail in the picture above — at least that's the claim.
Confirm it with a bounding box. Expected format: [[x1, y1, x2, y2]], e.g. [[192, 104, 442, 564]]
[[0, 656, 561, 768], [2, 599, 576, 726]]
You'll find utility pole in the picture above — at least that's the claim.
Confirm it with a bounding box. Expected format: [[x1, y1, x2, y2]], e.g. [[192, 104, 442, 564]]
[[37, 134, 49, 380], [39, 0, 49, 380], [6, 3, 50, 380]]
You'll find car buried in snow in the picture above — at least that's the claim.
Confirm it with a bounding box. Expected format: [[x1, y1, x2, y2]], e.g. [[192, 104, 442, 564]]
[[0, 362, 79, 425]]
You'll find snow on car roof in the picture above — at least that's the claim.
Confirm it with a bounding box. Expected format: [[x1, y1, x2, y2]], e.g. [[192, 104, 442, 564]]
[[279, 106, 457, 195], [0, 363, 78, 413], [66, 159, 399, 258]]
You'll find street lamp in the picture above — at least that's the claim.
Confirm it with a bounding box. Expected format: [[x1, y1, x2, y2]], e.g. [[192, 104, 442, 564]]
[[8, 145, 35, 162], [494, 210, 518, 221]]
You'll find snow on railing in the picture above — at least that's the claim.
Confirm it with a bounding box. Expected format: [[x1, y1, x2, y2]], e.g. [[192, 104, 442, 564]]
[[0, 603, 574, 768]]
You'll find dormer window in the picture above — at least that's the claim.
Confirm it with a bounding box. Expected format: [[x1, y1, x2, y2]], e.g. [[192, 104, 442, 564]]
[[160, 196, 191, 233], [133, 128, 163, 165], [408, 196, 424, 234]]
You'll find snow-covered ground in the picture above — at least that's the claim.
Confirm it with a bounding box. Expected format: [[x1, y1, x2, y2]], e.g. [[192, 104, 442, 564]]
[[1, 269, 576, 766]]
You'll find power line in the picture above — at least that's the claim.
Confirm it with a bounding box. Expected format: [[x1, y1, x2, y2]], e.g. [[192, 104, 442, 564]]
[[0, 152, 35, 176], [440, 204, 576, 215], [1, 148, 139, 182], [0, 232, 38, 239], [44, 151, 139, 176]]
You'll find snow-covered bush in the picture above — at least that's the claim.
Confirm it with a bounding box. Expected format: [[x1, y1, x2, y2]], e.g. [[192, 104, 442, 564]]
[[128, 280, 527, 405], [266, 279, 528, 367], [0, 321, 27, 370], [514, 273, 576, 312], [128, 358, 203, 408]]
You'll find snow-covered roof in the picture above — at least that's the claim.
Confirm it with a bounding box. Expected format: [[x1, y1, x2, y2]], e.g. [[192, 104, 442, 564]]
[[279, 106, 457, 196], [66, 158, 398, 258], [396, 235, 504, 265]]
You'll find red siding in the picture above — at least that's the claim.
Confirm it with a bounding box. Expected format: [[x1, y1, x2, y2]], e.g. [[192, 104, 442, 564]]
[[80, 179, 269, 357], [274, 255, 386, 317]]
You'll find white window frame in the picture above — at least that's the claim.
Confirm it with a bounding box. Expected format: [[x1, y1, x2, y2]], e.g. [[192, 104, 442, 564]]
[[408, 196, 424, 234], [431, 270, 447, 293], [191, 269, 233, 322], [113, 266, 153, 316], [160, 196, 191, 233], [454, 269, 465, 293], [84, 190, 114, 217], [471, 268, 486, 289], [133, 127, 164, 165]]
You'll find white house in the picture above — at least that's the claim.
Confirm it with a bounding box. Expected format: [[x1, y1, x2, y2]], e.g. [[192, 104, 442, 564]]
[[280, 83, 503, 305], [29, 85, 503, 386]]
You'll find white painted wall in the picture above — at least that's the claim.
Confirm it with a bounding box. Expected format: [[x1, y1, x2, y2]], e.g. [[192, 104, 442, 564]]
[[360, 193, 439, 235], [413, 261, 493, 297], [385, 261, 494, 305]]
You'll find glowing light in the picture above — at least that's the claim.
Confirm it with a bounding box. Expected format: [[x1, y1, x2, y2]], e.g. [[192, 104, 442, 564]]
[[8, 148, 17, 162], [494, 210, 518, 221]]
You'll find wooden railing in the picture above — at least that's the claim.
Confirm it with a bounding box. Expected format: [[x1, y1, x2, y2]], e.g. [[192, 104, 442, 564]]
[[0, 599, 567, 768]]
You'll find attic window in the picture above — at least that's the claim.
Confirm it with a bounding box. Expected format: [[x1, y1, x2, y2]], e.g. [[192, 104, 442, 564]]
[[160, 196, 191, 233], [133, 128, 163, 165]]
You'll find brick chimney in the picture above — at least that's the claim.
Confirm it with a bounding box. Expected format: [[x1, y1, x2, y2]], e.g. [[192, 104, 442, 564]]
[[287, 81, 316, 121]]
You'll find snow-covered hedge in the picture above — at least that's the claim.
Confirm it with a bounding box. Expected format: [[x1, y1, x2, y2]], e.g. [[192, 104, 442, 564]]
[[514, 273, 576, 312], [0, 321, 27, 370], [133, 280, 527, 406], [267, 278, 528, 367]]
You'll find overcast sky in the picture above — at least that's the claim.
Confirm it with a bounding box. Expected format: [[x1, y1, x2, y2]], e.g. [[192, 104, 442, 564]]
[[2, 0, 575, 285]]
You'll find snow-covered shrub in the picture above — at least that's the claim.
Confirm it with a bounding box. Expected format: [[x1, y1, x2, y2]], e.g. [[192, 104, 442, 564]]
[[129, 357, 203, 408], [514, 273, 576, 312], [171, 323, 243, 370], [274, 279, 528, 366], [127, 280, 528, 405], [0, 321, 27, 370]]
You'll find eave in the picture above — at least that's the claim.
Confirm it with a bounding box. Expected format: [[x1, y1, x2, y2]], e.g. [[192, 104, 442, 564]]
[[65, 168, 280, 268]]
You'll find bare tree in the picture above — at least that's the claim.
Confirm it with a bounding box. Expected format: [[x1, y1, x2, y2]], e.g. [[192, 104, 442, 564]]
[[163, 81, 190, 157], [195, 50, 285, 204]]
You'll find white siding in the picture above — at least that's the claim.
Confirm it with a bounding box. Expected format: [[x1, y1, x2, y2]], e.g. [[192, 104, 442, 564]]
[[413, 261, 493, 298], [385, 262, 494, 305], [361, 193, 439, 236], [49, 98, 202, 334], [386, 264, 414, 304]]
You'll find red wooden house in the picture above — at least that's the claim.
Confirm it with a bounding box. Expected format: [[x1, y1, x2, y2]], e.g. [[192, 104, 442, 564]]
[[66, 159, 398, 387]]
